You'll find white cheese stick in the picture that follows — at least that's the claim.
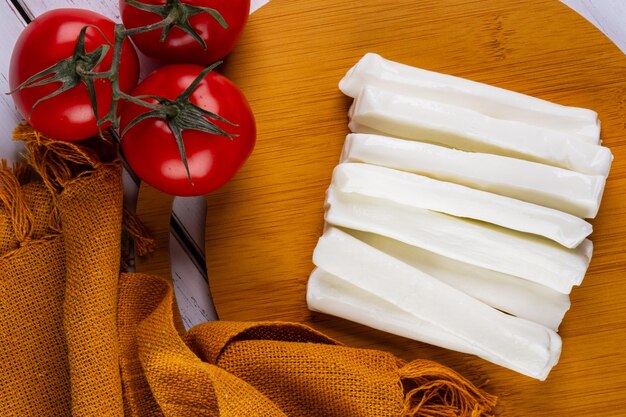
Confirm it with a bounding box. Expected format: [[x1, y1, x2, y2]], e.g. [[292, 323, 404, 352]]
[[333, 163, 591, 248], [342, 133, 606, 219], [349, 85, 613, 176], [307, 268, 475, 354], [311, 228, 562, 380], [340, 53, 600, 144], [348, 230, 571, 330], [325, 188, 592, 294]]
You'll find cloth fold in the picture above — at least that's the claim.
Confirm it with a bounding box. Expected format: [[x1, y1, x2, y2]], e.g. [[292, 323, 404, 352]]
[[0, 125, 496, 416]]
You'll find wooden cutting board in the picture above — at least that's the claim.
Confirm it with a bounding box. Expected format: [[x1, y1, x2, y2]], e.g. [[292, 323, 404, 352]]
[[136, 0, 626, 414]]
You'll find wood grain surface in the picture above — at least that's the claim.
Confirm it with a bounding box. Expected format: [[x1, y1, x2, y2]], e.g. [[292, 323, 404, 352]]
[[136, 0, 626, 414]]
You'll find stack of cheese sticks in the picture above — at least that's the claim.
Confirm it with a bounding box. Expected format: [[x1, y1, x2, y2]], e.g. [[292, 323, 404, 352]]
[[306, 53, 613, 381]]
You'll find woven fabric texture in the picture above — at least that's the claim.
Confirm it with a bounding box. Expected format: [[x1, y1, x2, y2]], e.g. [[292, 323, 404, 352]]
[[0, 126, 496, 417]]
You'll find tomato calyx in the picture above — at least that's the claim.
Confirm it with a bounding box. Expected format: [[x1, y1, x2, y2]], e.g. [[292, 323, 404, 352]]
[[121, 62, 236, 183], [8, 25, 111, 118], [123, 0, 228, 49]]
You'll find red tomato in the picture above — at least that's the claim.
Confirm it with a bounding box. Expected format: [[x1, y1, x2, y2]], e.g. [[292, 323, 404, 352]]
[[119, 64, 256, 196], [119, 0, 250, 65], [9, 9, 139, 141]]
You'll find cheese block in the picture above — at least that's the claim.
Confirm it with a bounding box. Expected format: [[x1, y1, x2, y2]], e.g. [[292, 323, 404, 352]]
[[339, 52, 600, 144], [348, 85, 612, 176], [341, 133, 606, 219], [325, 188, 592, 294], [348, 229, 571, 330], [333, 163, 592, 248], [311, 228, 562, 380]]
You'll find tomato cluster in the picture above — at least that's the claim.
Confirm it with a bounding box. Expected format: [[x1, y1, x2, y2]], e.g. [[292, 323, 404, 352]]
[[9, 1, 255, 196]]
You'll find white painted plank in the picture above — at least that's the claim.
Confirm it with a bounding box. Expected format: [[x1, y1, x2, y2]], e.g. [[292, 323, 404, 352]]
[[0, 1, 26, 163], [251, 0, 270, 14], [173, 196, 207, 249], [20, 0, 270, 21], [562, 0, 626, 55], [19, 0, 121, 20], [170, 196, 219, 328]]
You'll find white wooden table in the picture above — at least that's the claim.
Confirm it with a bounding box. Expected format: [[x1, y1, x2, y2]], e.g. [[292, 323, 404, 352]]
[[0, 0, 622, 328]]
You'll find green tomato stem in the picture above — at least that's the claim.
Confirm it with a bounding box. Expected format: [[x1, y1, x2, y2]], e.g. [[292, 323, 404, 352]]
[[123, 18, 172, 37]]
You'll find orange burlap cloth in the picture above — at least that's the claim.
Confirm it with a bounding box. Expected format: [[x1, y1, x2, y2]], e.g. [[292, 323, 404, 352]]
[[0, 125, 496, 417]]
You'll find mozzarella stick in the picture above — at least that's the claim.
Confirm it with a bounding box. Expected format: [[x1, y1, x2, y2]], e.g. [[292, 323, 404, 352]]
[[348, 230, 571, 330], [333, 163, 591, 248], [349, 85, 612, 176], [340, 53, 600, 144], [325, 188, 592, 294], [311, 228, 562, 380], [341, 133, 606, 219], [307, 268, 475, 354]]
